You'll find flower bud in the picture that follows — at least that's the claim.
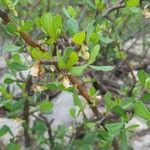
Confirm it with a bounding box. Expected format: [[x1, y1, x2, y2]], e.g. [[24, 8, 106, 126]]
[[62, 76, 72, 88], [82, 51, 90, 60]]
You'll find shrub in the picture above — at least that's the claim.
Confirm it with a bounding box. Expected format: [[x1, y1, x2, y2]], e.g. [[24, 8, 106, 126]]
[[0, 0, 150, 149]]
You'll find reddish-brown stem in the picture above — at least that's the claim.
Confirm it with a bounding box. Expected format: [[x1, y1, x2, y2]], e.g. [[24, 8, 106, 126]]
[[0, 10, 45, 52], [68, 74, 100, 117], [20, 32, 45, 52], [0, 10, 10, 24]]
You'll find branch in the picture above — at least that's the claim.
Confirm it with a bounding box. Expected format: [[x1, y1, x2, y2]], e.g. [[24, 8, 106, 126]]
[[68, 75, 100, 117], [20, 32, 45, 52], [0, 10, 10, 24], [0, 9, 45, 52], [23, 76, 32, 147], [102, 0, 125, 18]]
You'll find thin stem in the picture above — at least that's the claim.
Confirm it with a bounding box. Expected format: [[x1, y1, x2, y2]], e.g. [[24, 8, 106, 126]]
[[32, 114, 55, 150], [23, 76, 32, 147], [102, 0, 125, 18]]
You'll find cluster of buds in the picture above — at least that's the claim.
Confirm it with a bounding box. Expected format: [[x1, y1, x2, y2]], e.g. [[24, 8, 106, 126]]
[[90, 95, 101, 107], [78, 45, 90, 60]]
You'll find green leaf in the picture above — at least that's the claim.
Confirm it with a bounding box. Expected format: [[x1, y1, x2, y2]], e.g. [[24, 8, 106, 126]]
[[73, 90, 84, 111], [12, 100, 24, 111], [30, 47, 51, 61], [69, 107, 76, 118], [39, 100, 53, 113], [3, 42, 20, 52], [129, 7, 141, 13], [145, 78, 150, 91], [4, 78, 15, 84], [73, 31, 85, 45], [0, 125, 12, 137], [46, 82, 65, 90], [56, 125, 67, 140], [11, 53, 22, 63], [100, 36, 113, 44], [67, 51, 78, 68], [126, 124, 140, 131], [120, 130, 129, 150], [86, 0, 96, 10], [105, 122, 125, 134], [89, 65, 113, 71], [41, 13, 56, 38], [83, 131, 97, 144], [63, 47, 74, 62], [104, 92, 114, 110], [97, 129, 110, 141], [86, 22, 94, 43], [63, 7, 71, 18], [8, 62, 28, 71], [90, 32, 100, 44], [33, 121, 46, 135], [134, 101, 150, 120], [89, 87, 96, 96], [126, 0, 140, 7], [0, 125, 13, 137], [6, 22, 17, 34], [137, 70, 148, 86], [57, 50, 67, 69], [55, 14, 63, 36], [121, 98, 134, 110], [68, 6, 76, 18], [115, 49, 127, 60], [39, 13, 62, 39], [67, 18, 79, 36], [70, 65, 87, 76], [95, 0, 105, 11], [147, 120, 150, 127], [20, 20, 33, 32], [113, 105, 128, 121], [88, 45, 100, 64], [0, 85, 13, 99], [86, 122, 95, 128], [141, 93, 150, 103], [7, 143, 20, 150]]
